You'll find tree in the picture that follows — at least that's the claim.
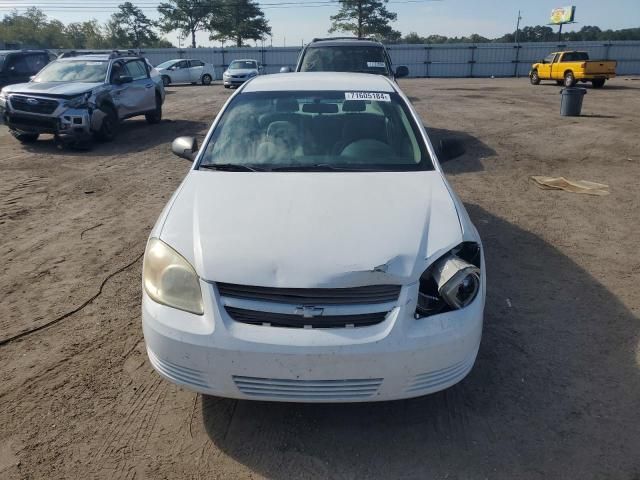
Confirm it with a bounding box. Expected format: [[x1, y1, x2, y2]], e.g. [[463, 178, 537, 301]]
[[158, 0, 215, 48], [329, 0, 399, 40], [65, 20, 108, 49], [208, 0, 270, 47], [109, 2, 159, 48]]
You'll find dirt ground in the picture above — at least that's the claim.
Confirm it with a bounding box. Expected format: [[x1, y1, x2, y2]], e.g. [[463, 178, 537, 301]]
[[1, 77, 639, 479]]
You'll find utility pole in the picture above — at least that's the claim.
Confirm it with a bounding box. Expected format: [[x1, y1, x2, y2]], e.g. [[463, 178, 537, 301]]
[[514, 10, 522, 78], [514, 10, 522, 44]]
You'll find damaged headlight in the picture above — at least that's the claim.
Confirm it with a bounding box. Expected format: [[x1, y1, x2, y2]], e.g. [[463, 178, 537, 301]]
[[65, 92, 92, 109], [416, 242, 481, 318], [143, 238, 204, 315]]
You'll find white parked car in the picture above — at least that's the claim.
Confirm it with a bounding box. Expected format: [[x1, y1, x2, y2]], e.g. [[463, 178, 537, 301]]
[[142, 72, 485, 403], [156, 58, 215, 86], [222, 59, 262, 88]]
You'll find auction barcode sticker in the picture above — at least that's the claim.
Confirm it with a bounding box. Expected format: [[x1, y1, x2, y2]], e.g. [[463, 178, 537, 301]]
[[345, 92, 391, 102]]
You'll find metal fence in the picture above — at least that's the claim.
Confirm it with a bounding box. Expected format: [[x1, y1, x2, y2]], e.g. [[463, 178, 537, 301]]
[[110, 40, 640, 80]]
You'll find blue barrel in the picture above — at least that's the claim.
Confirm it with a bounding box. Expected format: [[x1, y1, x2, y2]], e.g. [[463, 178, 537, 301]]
[[560, 87, 587, 116]]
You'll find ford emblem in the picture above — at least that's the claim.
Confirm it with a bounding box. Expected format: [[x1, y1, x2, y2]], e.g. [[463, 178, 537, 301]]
[[26, 98, 39, 105]]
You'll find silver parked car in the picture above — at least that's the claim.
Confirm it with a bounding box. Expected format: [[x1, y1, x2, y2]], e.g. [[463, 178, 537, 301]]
[[223, 59, 263, 88], [0, 51, 165, 145], [156, 59, 215, 86]]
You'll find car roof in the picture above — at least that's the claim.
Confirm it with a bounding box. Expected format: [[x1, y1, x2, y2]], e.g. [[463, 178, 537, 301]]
[[307, 38, 384, 47], [0, 49, 49, 55], [242, 72, 395, 93], [230, 59, 258, 62], [60, 54, 137, 62]]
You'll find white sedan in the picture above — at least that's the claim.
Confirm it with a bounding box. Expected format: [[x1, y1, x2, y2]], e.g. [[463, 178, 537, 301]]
[[155, 58, 215, 86], [142, 72, 485, 402]]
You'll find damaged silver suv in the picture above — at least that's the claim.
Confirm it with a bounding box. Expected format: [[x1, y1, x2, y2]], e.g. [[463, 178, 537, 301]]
[[0, 51, 165, 145]]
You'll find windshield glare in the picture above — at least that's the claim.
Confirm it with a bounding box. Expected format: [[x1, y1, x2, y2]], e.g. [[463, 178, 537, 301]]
[[300, 46, 390, 75], [33, 60, 108, 83], [199, 91, 431, 171], [156, 60, 177, 69], [229, 60, 257, 69]]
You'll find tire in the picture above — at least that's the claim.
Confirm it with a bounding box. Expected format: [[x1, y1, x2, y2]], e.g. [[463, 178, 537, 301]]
[[592, 79, 606, 89], [564, 71, 576, 87], [224, 84, 230, 89], [11, 131, 39, 143], [202, 74, 212, 85], [145, 95, 163, 124], [93, 104, 118, 142], [162, 76, 171, 87], [530, 70, 540, 85]]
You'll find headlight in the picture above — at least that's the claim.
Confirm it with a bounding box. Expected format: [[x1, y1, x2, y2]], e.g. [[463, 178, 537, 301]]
[[416, 242, 481, 318], [223, 71, 230, 77], [143, 238, 204, 315], [65, 92, 91, 109]]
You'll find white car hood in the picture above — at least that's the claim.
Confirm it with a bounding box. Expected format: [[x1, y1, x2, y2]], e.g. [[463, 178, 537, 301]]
[[159, 170, 463, 288], [225, 68, 256, 76]]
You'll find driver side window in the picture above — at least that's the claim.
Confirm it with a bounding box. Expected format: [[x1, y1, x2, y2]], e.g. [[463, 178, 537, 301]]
[[110, 61, 124, 83]]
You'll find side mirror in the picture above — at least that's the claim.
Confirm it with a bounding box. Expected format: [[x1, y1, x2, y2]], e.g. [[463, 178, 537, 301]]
[[395, 65, 409, 78], [438, 138, 465, 162], [280, 66, 292, 73], [115, 75, 133, 84], [172, 136, 198, 161]]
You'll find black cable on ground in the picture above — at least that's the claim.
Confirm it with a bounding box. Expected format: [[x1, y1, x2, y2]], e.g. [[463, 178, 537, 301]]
[[0, 252, 144, 348]]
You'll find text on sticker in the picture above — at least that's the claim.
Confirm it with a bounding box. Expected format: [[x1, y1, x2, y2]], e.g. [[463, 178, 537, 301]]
[[345, 92, 391, 102], [367, 62, 386, 68]]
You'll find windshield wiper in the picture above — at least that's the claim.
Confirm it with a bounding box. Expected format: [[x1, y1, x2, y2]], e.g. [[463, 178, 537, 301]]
[[270, 164, 375, 172], [199, 163, 265, 172]]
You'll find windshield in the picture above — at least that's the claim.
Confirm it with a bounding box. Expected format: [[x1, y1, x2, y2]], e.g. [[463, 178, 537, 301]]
[[198, 90, 432, 172], [300, 46, 390, 75], [156, 60, 178, 69], [229, 60, 257, 70], [33, 60, 108, 83]]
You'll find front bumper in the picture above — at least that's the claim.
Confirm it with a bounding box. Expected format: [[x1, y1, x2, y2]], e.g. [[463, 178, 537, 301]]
[[143, 278, 484, 402], [1, 106, 92, 138], [223, 77, 249, 86]]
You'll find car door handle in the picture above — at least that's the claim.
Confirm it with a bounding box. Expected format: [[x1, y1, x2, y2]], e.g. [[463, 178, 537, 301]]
[[145, 84, 153, 88]]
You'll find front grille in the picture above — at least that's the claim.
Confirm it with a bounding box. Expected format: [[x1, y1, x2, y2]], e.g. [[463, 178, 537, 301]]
[[10, 95, 59, 114], [8, 114, 58, 132], [233, 375, 383, 399], [217, 283, 401, 305], [225, 306, 387, 328]]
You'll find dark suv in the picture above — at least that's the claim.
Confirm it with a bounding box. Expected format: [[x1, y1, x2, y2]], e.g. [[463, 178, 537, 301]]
[[0, 50, 56, 88], [281, 37, 408, 80]]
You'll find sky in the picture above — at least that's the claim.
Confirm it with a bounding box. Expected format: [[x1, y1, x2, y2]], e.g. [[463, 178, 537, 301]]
[[2, 0, 640, 47]]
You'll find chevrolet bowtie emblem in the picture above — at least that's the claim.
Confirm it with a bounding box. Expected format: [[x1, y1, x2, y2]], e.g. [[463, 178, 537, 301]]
[[294, 306, 324, 318]]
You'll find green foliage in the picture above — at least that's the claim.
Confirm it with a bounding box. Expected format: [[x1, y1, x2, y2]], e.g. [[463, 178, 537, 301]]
[[109, 2, 159, 48], [157, 0, 216, 48], [403, 25, 640, 44], [329, 0, 400, 40], [208, 0, 271, 47]]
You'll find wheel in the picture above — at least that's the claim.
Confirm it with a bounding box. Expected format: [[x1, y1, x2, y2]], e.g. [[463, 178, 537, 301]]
[[592, 79, 606, 88], [224, 84, 230, 89], [93, 104, 118, 141], [11, 131, 39, 143], [145, 95, 162, 124], [564, 71, 576, 87], [556, 80, 564, 86], [202, 74, 212, 85], [530, 70, 540, 85], [162, 76, 171, 87]]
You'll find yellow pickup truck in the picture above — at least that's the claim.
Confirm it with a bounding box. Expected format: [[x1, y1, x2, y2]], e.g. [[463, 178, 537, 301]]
[[530, 51, 616, 88]]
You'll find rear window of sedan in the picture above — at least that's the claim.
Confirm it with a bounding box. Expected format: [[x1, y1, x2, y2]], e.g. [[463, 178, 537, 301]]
[[300, 46, 390, 76], [198, 90, 433, 171]]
